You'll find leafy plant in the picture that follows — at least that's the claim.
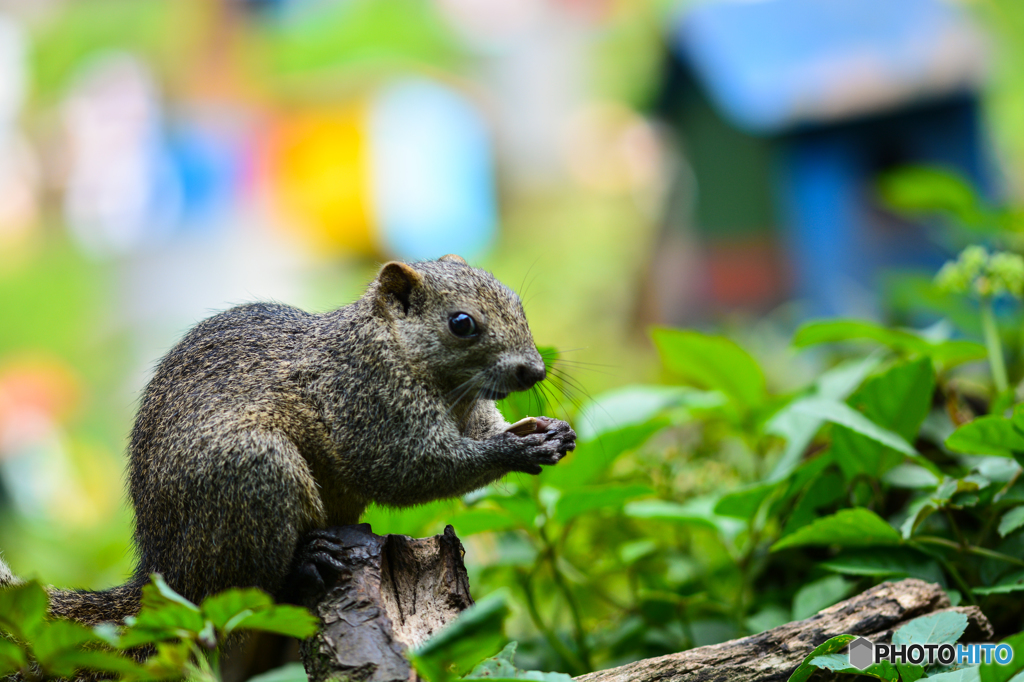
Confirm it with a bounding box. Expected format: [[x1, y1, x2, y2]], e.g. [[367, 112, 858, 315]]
[[0, 575, 317, 681]]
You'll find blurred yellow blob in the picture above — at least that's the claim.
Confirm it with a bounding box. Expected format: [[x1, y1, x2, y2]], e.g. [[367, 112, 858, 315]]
[[264, 106, 376, 256]]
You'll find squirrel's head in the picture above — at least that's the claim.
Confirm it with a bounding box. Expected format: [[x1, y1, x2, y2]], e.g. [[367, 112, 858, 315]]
[[371, 254, 546, 401]]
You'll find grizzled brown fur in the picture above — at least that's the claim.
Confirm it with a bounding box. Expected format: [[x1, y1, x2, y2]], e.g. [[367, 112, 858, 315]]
[[0, 255, 575, 624]]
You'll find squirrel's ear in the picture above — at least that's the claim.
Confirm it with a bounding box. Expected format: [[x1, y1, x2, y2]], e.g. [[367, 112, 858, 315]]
[[376, 261, 423, 315], [438, 254, 467, 265]]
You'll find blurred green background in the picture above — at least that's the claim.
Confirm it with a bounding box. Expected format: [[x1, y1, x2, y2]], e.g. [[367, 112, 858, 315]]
[[3, 0, 1024, 677]]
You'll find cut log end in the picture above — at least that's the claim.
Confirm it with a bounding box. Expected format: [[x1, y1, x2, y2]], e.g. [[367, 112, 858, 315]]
[[300, 524, 473, 682]]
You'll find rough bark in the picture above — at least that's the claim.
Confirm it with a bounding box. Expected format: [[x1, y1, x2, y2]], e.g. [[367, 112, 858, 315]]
[[299, 524, 474, 682], [575, 578, 993, 682]]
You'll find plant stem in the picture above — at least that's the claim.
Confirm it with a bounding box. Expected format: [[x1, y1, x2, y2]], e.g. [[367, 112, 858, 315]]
[[539, 526, 593, 672], [517, 571, 587, 675], [915, 535, 1024, 568], [980, 297, 1009, 394]]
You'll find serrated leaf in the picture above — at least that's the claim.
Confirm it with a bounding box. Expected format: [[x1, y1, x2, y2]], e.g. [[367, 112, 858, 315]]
[[575, 385, 723, 441], [947, 416, 1024, 458], [231, 605, 318, 638], [552, 484, 653, 524], [973, 570, 1024, 596], [819, 548, 943, 583], [892, 610, 962, 679], [809, 653, 900, 680], [201, 587, 273, 631], [893, 611, 968, 648], [651, 328, 766, 411], [543, 416, 669, 490], [999, 507, 1024, 537], [788, 397, 917, 455], [624, 498, 743, 538], [832, 359, 934, 480], [791, 576, 853, 620], [772, 509, 902, 551], [787, 634, 855, 682], [466, 641, 572, 682]]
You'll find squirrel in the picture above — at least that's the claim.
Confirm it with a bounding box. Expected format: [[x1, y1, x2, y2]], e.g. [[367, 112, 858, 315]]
[[0, 254, 576, 624]]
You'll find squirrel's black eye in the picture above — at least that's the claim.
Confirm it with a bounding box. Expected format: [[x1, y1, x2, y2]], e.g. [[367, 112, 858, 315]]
[[448, 313, 478, 338]]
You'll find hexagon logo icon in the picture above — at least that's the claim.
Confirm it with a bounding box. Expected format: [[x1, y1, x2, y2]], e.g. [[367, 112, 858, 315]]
[[848, 637, 874, 670]]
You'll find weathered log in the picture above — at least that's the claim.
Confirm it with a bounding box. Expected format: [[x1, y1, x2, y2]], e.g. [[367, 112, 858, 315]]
[[575, 578, 993, 682], [299, 524, 474, 682]]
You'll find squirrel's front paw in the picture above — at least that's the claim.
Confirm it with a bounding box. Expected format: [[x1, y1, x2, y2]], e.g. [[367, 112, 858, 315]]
[[505, 416, 576, 475]]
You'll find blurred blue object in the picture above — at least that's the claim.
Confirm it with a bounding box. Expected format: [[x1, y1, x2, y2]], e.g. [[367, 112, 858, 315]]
[[369, 79, 497, 261], [676, 0, 986, 135], [662, 0, 992, 318], [167, 122, 242, 234]]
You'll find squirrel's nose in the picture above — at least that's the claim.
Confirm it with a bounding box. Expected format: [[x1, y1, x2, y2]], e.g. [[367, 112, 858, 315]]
[[514, 361, 546, 390]]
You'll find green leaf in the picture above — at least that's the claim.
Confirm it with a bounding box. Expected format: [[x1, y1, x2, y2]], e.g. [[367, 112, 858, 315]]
[[786, 634, 855, 682], [809, 653, 900, 680], [124, 576, 205, 643], [819, 548, 943, 583], [767, 355, 883, 482], [0, 580, 50, 640], [891, 612, 965, 682], [772, 509, 902, 551], [999, 507, 1024, 537], [31, 620, 101, 670], [465, 641, 573, 682], [794, 319, 931, 352], [201, 587, 273, 631], [247, 662, 309, 682], [543, 416, 669, 490], [150, 573, 199, 610], [552, 484, 653, 524], [878, 165, 988, 228], [0, 637, 27, 676], [651, 328, 766, 410], [791, 320, 986, 369], [928, 668, 982, 681], [791, 576, 853, 620], [973, 570, 1024, 595], [624, 497, 744, 538], [48, 649, 149, 679], [575, 385, 724, 441], [714, 481, 778, 520], [980, 631, 1024, 682], [411, 591, 510, 682], [947, 416, 1024, 458], [930, 340, 989, 368], [788, 397, 917, 455], [894, 611, 968, 647], [231, 604, 319, 638], [831, 358, 935, 480]]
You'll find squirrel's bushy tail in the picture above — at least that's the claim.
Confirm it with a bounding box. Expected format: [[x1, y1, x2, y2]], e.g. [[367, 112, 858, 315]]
[[47, 579, 144, 625], [1, 555, 143, 625]]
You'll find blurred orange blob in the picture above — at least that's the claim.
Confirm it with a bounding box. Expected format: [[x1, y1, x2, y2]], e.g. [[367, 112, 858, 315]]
[[262, 107, 377, 257], [0, 355, 81, 458]]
